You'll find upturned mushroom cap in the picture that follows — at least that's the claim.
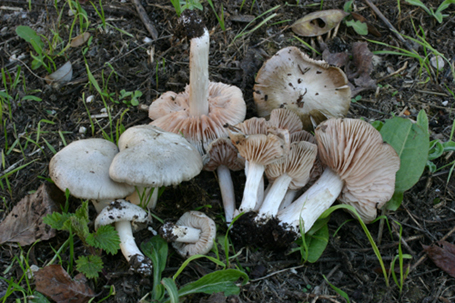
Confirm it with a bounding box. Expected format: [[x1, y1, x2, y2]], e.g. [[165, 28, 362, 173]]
[[265, 141, 317, 190], [267, 108, 303, 134], [315, 118, 400, 222], [95, 199, 149, 231], [149, 82, 246, 154], [253, 46, 351, 131], [203, 137, 245, 172], [49, 138, 134, 202], [171, 211, 217, 257], [109, 125, 203, 188]]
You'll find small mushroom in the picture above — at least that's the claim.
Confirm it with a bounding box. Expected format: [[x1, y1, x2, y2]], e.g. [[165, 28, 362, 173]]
[[159, 211, 216, 258], [253, 46, 351, 131], [95, 200, 152, 275]]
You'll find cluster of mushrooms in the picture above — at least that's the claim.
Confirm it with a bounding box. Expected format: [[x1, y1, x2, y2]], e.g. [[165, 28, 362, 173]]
[[48, 10, 400, 275]]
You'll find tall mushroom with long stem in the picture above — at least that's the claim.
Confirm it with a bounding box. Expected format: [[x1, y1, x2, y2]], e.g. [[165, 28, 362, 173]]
[[276, 118, 400, 240], [148, 10, 246, 154]]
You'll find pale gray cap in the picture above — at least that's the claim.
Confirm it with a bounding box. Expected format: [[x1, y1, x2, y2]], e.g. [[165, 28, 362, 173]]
[[110, 125, 203, 187], [95, 199, 149, 231], [49, 138, 134, 202]]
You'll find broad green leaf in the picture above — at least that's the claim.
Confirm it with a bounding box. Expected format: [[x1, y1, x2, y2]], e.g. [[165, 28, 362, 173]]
[[177, 269, 248, 298], [43, 212, 72, 230], [76, 255, 103, 278], [86, 225, 120, 255], [141, 236, 168, 300], [75, 200, 89, 223], [16, 26, 44, 50], [385, 191, 404, 211], [161, 278, 179, 303], [380, 113, 429, 193], [66, 216, 90, 239], [305, 224, 329, 263], [428, 140, 444, 161], [345, 19, 368, 35], [443, 141, 455, 152], [371, 120, 384, 131]]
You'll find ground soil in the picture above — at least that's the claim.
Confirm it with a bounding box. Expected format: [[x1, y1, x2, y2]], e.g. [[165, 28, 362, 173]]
[[1, 0, 455, 302]]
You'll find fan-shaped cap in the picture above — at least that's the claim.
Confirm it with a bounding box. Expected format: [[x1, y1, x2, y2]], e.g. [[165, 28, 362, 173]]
[[49, 138, 134, 201], [171, 211, 217, 257], [265, 141, 317, 190], [315, 118, 400, 222], [203, 137, 245, 171], [268, 108, 303, 134], [109, 125, 203, 187], [253, 46, 351, 131], [149, 82, 246, 154], [95, 199, 149, 231]]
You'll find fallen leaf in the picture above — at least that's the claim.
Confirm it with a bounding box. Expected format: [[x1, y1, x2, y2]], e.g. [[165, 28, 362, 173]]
[[351, 12, 382, 37], [345, 42, 377, 96], [70, 32, 91, 47], [291, 9, 348, 37], [45, 61, 73, 85], [423, 241, 455, 278], [0, 183, 64, 246], [35, 265, 95, 303], [322, 48, 349, 67]]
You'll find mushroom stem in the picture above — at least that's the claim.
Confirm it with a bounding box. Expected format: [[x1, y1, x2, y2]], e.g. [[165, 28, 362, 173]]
[[126, 187, 159, 210], [279, 188, 300, 211], [116, 220, 145, 261], [256, 174, 293, 221], [216, 165, 236, 223], [189, 28, 209, 117], [160, 222, 202, 243], [277, 168, 344, 233], [239, 161, 265, 213], [92, 199, 112, 213]]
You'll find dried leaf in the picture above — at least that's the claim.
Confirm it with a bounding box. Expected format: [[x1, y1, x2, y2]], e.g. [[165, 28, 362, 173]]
[[351, 12, 382, 37], [70, 32, 91, 47], [322, 49, 349, 67], [345, 42, 376, 96], [0, 183, 64, 246], [45, 61, 73, 84], [35, 265, 95, 303], [423, 241, 455, 278], [291, 9, 348, 37]]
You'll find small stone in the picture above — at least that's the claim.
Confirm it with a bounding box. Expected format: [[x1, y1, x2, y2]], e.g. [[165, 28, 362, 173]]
[[79, 126, 87, 134], [442, 100, 448, 106], [430, 56, 444, 71]]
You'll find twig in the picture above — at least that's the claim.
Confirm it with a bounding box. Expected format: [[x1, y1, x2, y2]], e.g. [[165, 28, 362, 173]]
[[249, 264, 306, 282], [376, 61, 408, 83], [363, 0, 414, 52], [132, 0, 158, 40]]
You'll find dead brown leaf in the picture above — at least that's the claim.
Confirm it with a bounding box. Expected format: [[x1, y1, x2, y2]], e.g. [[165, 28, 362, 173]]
[[291, 10, 348, 37], [423, 241, 455, 278], [0, 183, 64, 246], [35, 265, 95, 303], [345, 42, 377, 96], [70, 32, 91, 47]]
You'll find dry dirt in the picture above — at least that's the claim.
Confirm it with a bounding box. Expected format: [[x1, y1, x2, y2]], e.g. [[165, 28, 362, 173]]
[[1, 0, 455, 302]]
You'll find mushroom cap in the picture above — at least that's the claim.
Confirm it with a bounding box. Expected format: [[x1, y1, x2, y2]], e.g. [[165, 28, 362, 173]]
[[95, 199, 149, 231], [265, 141, 317, 189], [49, 138, 134, 201], [149, 82, 246, 154], [253, 46, 351, 131], [172, 211, 217, 257], [109, 125, 203, 187], [203, 137, 245, 171], [236, 117, 268, 135], [315, 118, 400, 222], [268, 108, 303, 134]]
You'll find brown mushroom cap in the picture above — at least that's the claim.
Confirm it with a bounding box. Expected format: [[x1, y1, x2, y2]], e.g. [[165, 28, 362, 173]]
[[315, 118, 400, 222], [203, 137, 245, 171], [253, 46, 351, 131], [149, 82, 246, 154], [172, 211, 217, 257], [267, 108, 303, 134]]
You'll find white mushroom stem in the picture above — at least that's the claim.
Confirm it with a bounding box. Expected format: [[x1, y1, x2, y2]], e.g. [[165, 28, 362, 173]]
[[277, 168, 344, 233], [116, 220, 144, 261], [239, 161, 265, 213], [126, 187, 159, 210], [279, 188, 300, 211], [161, 222, 202, 243], [216, 165, 236, 223], [256, 174, 293, 221], [189, 28, 209, 117], [92, 199, 112, 213], [254, 175, 264, 211]]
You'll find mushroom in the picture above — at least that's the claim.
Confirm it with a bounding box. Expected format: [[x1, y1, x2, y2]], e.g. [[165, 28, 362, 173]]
[[49, 139, 154, 275], [253, 46, 351, 131], [109, 125, 203, 210], [256, 140, 317, 222], [95, 200, 152, 275], [203, 138, 245, 223], [277, 118, 400, 238], [159, 211, 216, 258], [148, 10, 246, 154]]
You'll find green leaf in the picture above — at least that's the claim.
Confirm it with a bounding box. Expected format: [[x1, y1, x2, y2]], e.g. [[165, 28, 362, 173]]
[[380, 113, 429, 193], [443, 141, 455, 152], [66, 216, 90, 239], [436, 0, 455, 14], [86, 225, 120, 255], [428, 140, 444, 161], [305, 224, 329, 263], [405, 0, 431, 15], [76, 255, 103, 278], [323, 275, 351, 303], [16, 26, 44, 50], [141, 236, 168, 300], [371, 120, 384, 131], [43, 212, 73, 230], [177, 269, 248, 298], [161, 278, 179, 303], [385, 191, 404, 211], [345, 19, 368, 35], [75, 200, 90, 223], [22, 95, 42, 102]]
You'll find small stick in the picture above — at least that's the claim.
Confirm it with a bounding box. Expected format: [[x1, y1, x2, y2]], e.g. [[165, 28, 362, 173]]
[[132, 0, 158, 40], [363, 0, 414, 52]]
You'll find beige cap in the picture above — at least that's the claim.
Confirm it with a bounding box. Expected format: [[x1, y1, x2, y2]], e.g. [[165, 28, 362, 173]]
[[315, 118, 400, 222], [203, 137, 245, 172], [253, 46, 351, 131], [267, 108, 303, 134]]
